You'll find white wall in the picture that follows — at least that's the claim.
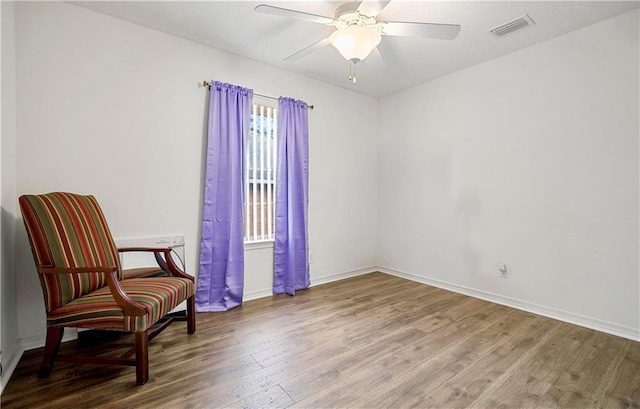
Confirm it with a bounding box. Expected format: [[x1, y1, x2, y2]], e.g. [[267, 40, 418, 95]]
[[9, 1, 639, 363], [14, 2, 378, 342], [378, 10, 639, 339], [1, 0, 19, 394]]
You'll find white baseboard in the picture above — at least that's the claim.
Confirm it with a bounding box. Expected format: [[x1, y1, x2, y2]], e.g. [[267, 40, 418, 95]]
[[311, 266, 378, 287], [378, 266, 640, 342], [243, 288, 274, 302], [243, 266, 377, 302], [19, 328, 78, 352], [1, 340, 24, 395]]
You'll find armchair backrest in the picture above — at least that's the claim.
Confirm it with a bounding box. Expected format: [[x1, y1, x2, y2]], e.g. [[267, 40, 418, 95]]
[[19, 192, 123, 312]]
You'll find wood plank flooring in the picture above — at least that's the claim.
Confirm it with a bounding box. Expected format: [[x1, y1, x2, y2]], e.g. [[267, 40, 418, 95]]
[[2, 272, 639, 408]]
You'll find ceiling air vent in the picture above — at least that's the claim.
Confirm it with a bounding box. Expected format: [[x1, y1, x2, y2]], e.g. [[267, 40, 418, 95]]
[[489, 14, 535, 38]]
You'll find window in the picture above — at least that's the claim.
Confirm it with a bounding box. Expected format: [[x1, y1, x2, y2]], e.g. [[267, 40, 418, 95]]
[[245, 104, 277, 242]]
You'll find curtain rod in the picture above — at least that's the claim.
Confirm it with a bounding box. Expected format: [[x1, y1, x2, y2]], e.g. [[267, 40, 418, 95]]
[[202, 81, 314, 110]]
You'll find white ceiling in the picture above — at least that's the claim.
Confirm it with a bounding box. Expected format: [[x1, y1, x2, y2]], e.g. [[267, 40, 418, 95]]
[[71, 1, 639, 98]]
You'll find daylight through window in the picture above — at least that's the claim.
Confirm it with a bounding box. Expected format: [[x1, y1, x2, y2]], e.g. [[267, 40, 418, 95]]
[[245, 104, 277, 242]]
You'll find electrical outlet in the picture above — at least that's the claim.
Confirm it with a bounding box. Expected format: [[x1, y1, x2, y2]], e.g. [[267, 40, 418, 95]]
[[498, 262, 508, 278]]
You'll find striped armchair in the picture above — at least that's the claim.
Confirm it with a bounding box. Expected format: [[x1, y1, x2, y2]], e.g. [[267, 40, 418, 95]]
[[19, 192, 196, 385]]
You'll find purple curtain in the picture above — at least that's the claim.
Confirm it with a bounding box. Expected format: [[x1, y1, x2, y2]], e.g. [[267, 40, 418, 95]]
[[273, 97, 310, 295], [196, 81, 253, 312]]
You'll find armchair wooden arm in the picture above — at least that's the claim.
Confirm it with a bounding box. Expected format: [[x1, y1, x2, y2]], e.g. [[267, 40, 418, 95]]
[[37, 265, 148, 316], [117, 247, 193, 280]]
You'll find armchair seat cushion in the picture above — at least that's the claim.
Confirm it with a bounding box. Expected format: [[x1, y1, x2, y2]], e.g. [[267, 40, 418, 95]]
[[47, 277, 193, 332]]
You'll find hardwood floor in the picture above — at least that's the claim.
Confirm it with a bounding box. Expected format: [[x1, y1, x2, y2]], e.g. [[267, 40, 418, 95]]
[[2, 272, 639, 408]]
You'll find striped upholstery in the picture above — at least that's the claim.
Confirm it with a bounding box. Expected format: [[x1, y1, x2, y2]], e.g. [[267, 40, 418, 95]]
[[20, 193, 122, 312], [19, 192, 194, 333], [48, 277, 193, 332]]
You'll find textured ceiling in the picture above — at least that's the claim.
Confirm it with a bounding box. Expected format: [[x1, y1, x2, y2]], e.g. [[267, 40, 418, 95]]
[[70, 1, 639, 98]]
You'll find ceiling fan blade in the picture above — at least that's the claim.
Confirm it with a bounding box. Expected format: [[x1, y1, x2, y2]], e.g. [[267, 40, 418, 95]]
[[254, 4, 335, 25], [365, 47, 385, 70], [356, 0, 391, 18], [284, 37, 332, 62], [382, 21, 461, 40]]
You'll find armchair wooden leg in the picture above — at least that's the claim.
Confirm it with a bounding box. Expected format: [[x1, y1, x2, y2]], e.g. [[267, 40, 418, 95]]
[[187, 295, 196, 335], [38, 326, 64, 378], [134, 331, 149, 385]]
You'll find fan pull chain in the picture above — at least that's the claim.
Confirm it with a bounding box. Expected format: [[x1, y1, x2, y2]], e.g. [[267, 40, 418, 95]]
[[348, 62, 357, 84]]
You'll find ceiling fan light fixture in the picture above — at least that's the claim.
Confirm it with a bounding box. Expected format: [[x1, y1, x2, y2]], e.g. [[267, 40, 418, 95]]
[[329, 26, 381, 63]]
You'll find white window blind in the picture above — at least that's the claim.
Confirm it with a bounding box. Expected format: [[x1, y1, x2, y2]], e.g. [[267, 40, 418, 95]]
[[245, 104, 277, 242]]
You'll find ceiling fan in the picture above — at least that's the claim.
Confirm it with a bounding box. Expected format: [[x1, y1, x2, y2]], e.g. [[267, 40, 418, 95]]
[[255, 0, 461, 83]]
